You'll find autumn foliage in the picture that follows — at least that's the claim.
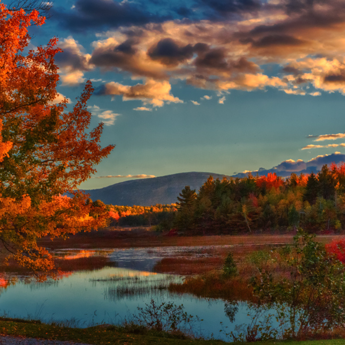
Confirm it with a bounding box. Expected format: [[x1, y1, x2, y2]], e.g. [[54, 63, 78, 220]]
[[326, 239, 345, 264], [0, 4, 114, 273], [171, 163, 345, 234]]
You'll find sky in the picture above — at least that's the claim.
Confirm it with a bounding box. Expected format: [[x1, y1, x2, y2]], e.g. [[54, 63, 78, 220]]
[[5, 0, 345, 189]]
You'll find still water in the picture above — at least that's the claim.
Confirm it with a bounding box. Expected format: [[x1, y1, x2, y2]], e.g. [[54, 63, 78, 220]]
[[0, 246, 264, 341]]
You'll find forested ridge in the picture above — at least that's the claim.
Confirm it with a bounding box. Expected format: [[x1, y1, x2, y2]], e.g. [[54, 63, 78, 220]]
[[170, 163, 345, 234]]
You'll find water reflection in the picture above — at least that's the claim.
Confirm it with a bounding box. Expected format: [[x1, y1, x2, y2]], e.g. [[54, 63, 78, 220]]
[[0, 266, 251, 340]]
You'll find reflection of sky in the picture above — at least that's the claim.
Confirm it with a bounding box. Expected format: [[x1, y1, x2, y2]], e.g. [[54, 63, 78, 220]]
[[55, 245, 232, 271], [4, 0, 345, 188], [0, 266, 253, 340]]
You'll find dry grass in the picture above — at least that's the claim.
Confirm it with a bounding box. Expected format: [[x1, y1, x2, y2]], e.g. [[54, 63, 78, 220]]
[[154, 257, 224, 275], [38, 228, 345, 250], [169, 271, 256, 302], [55, 256, 113, 272]]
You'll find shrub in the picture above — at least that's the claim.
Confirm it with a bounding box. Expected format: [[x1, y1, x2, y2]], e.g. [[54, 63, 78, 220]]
[[249, 230, 345, 339], [132, 299, 201, 334], [223, 252, 238, 278], [325, 238, 345, 263]]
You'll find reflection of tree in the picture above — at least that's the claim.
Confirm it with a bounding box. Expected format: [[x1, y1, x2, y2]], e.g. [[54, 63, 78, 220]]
[[224, 301, 238, 323]]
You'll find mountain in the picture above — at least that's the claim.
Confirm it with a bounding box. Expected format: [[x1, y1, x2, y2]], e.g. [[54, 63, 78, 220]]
[[82, 153, 345, 206], [82, 172, 230, 206]]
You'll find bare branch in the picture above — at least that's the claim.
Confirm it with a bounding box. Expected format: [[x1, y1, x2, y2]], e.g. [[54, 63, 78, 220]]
[[8, 0, 53, 17]]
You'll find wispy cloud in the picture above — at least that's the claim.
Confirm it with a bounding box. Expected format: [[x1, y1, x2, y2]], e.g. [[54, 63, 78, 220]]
[[191, 100, 200, 105], [94, 174, 156, 179], [133, 107, 152, 111], [87, 105, 120, 126], [50, 93, 72, 105], [302, 143, 345, 150], [307, 133, 345, 142], [95, 79, 183, 107], [201, 95, 212, 100], [218, 96, 226, 104]]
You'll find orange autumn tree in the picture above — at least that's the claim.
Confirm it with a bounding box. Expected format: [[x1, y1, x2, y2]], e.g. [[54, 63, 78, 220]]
[[0, 4, 114, 273]]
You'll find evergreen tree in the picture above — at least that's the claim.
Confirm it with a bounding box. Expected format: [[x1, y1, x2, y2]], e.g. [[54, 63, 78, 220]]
[[318, 165, 336, 200], [176, 186, 197, 208], [303, 172, 319, 205]]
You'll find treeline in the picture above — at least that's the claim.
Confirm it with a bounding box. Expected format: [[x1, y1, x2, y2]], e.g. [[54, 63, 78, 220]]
[[87, 199, 177, 228], [170, 163, 345, 234]]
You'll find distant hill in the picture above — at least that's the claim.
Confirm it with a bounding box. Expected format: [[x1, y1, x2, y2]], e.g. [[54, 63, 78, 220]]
[[82, 172, 230, 206], [81, 154, 345, 206]]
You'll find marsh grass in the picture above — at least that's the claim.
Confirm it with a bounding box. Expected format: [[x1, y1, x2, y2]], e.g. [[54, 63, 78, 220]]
[[169, 271, 256, 302]]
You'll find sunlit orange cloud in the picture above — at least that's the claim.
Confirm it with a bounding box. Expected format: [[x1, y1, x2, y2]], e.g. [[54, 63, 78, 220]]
[[313, 133, 345, 142], [55, 1, 345, 98], [301, 144, 345, 150], [97, 79, 183, 107]]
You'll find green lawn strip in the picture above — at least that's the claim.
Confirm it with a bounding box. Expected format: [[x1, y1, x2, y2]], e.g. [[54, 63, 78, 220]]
[[2, 320, 345, 345], [256, 341, 345, 345], [0, 320, 225, 344]]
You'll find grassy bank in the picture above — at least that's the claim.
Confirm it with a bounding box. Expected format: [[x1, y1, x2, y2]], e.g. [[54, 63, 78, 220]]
[[2, 318, 345, 345], [38, 229, 345, 250]]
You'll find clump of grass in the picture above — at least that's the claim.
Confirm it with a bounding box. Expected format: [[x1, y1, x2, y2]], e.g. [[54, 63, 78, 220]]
[[222, 252, 238, 278], [169, 271, 256, 302]]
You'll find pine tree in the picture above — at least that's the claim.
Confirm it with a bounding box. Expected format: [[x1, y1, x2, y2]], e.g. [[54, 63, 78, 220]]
[[176, 186, 197, 208], [303, 172, 319, 205]]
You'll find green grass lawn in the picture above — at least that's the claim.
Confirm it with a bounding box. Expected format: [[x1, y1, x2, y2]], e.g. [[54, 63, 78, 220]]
[[1, 318, 345, 345]]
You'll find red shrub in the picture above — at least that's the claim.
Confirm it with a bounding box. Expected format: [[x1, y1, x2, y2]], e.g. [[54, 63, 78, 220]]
[[325, 239, 345, 263]]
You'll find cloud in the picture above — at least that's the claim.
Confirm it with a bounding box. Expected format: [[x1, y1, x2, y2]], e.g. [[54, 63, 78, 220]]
[[133, 107, 153, 111], [60, 70, 86, 86], [148, 38, 194, 66], [95, 79, 183, 107], [307, 152, 345, 169], [52, 0, 345, 98], [50, 93, 72, 105], [191, 100, 201, 105], [301, 144, 324, 150], [201, 95, 212, 100], [233, 152, 345, 178], [218, 96, 226, 104], [311, 133, 345, 142], [52, 0, 170, 33], [94, 174, 156, 179], [56, 36, 94, 86], [275, 159, 307, 172], [88, 105, 120, 125], [97, 110, 120, 126], [301, 143, 345, 150]]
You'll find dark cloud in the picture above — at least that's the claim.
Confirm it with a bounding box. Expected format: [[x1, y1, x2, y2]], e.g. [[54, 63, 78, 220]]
[[283, 0, 325, 14], [307, 153, 345, 168], [282, 66, 301, 75], [52, 0, 170, 32], [250, 35, 306, 48], [115, 39, 138, 55], [195, 48, 228, 70], [148, 38, 194, 66], [233, 153, 345, 179], [174, 7, 193, 17], [90, 42, 168, 79], [55, 49, 89, 71], [194, 47, 260, 73], [324, 73, 345, 83], [197, 0, 261, 15]]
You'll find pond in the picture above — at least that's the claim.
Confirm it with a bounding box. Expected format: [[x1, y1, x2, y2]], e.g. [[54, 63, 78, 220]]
[[0, 246, 277, 341]]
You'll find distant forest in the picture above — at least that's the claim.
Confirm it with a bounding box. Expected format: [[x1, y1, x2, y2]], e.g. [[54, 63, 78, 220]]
[[104, 163, 345, 234]]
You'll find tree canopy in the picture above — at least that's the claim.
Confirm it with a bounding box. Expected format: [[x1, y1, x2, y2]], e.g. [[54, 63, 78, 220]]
[[0, 4, 114, 274]]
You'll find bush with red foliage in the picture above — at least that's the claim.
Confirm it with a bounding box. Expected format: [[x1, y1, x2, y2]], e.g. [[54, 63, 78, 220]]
[[325, 239, 345, 264]]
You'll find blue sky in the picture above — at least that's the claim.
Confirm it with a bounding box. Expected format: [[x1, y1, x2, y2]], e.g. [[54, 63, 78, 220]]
[[6, 0, 345, 189]]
